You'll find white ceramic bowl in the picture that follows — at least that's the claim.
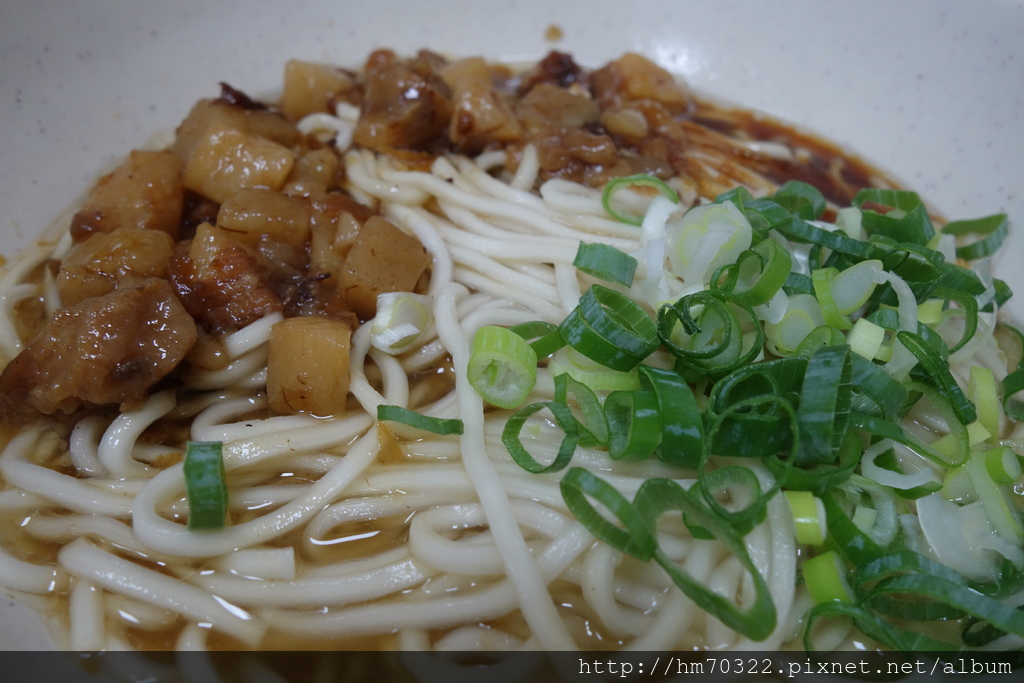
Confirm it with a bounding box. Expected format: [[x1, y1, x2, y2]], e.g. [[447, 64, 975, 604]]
[[1, 0, 1023, 650]]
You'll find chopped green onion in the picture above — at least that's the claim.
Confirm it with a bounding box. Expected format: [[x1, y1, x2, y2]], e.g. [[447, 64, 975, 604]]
[[968, 447, 1024, 543], [601, 174, 680, 227], [710, 394, 799, 462], [370, 292, 432, 355], [811, 267, 852, 330], [821, 491, 887, 567], [860, 442, 939, 491], [560, 285, 659, 372], [795, 345, 852, 466], [968, 365, 1001, 442], [794, 324, 845, 357], [835, 206, 864, 239], [184, 441, 228, 531], [604, 390, 662, 461], [853, 389, 968, 468], [467, 325, 538, 409], [984, 446, 1022, 485], [774, 210, 877, 260], [1002, 367, 1024, 421], [942, 213, 1009, 261], [851, 505, 878, 535], [633, 477, 777, 640], [500, 180, 1024, 651], [785, 490, 827, 545], [931, 285, 979, 354], [729, 196, 793, 233], [897, 330, 977, 425], [376, 404, 464, 435], [658, 289, 763, 378], [858, 568, 1024, 645], [783, 271, 814, 296], [508, 320, 566, 358], [548, 346, 641, 392], [638, 365, 703, 468], [829, 259, 883, 314], [764, 294, 825, 356], [847, 318, 886, 360], [850, 353, 908, 419], [712, 237, 792, 306], [992, 278, 1014, 309], [695, 463, 773, 534], [842, 473, 900, 547], [854, 188, 936, 246], [572, 242, 638, 286], [501, 401, 578, 473], [804, 550, 855, 604], [917, 298, 944, 325], [552, 373, 609, 447], [559, 467, 656, 560], [941, 463, 976, 503], [773, 180, 826, 220], [804, 600, 951, 652], [667, 201, 753, 287], [853, 551, 970, 620]]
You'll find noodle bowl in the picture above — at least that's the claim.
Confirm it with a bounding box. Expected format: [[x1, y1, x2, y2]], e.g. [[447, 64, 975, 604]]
[[0, 49, 1021, 655]]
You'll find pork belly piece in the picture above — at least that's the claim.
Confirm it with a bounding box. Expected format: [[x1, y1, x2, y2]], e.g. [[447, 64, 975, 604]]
[[69, 150, 184, 242], [168, 223, 283, 334], [56, 228, 176, 307], [353, 51, 452, 152], [0, 278, 197, 423]]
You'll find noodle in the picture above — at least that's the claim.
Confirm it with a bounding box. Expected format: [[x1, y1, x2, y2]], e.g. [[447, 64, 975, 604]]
[[0, 48, 1020, 659]]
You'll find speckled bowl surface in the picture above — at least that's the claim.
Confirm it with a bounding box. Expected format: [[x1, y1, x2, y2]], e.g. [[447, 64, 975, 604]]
[[1, 0, 1023, 650]]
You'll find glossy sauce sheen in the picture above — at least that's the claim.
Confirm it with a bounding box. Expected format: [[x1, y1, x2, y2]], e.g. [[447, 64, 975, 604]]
[[690, 98, 896, 209]]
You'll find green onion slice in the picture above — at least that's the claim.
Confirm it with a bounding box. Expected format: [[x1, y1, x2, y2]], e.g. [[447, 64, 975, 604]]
[[696, 463, 773, 535], [1002, 367, 1024, 421], [942, 213, 1009, 261], [633, 477, 777, 641], [811, 267, 852, 330], [712, 238, 792, 307], [467, 325, 538, 409], [552, 373, 609, 447], [560, 285, 659, 372], [501, 401, 579, 473], [786, 490, 827, 545], [929, 286, 979, 354], [638, 365, 703, 468], [795, 345, 853, 466], [854, 188, 936, 246], [804, 550, 855, 604], [573, 242, 638, 286], [559, 467, 656, 560], [548, 346, 642, 392], [184, 441, 228, 531], [897, 330, 977, 425], [376, 405, 465, 435], [509, 320, 566, 358], [821, 491, 887, 567], [604, 390, 662, 461], [658, 290, 764, 378], [709, 394, 798, 460], [849, 353, 908, 419], [969, 365, 1001, 441], [862, 572, 1024, 645], [773, 180, 827, 220], [601, 174, 680, 226], [803, 600, 952, 652]]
